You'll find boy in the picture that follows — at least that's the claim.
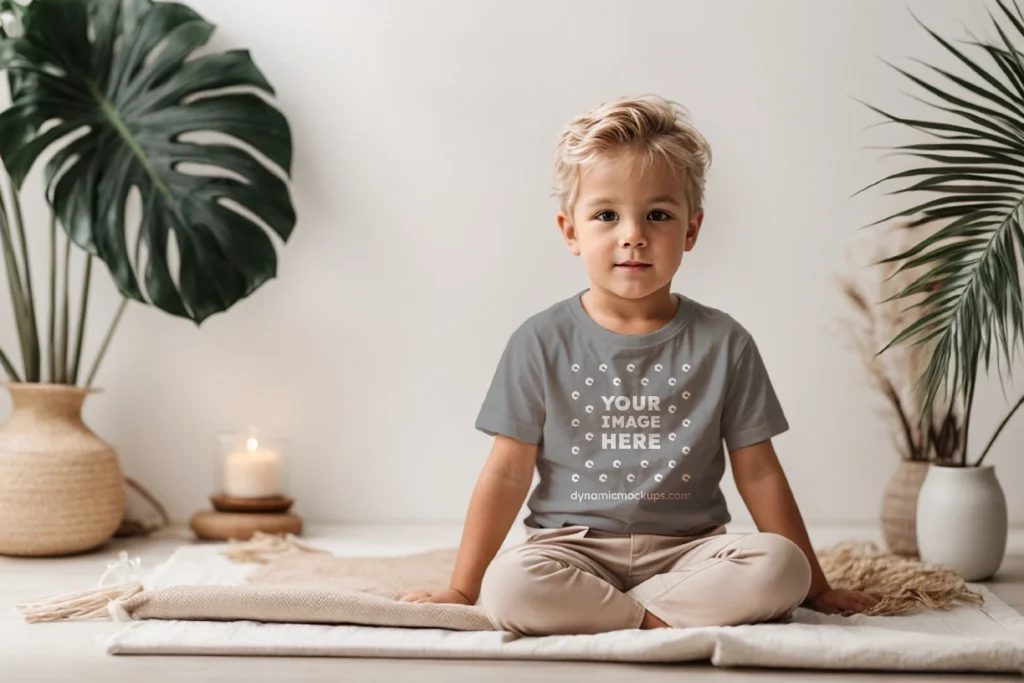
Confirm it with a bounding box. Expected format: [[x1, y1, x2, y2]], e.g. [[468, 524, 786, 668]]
[[400, 95, 879, 635]]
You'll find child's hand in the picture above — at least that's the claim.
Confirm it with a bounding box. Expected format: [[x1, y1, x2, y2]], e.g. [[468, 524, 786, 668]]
[[805, 588, 881, 616], [398, 587, 473, 605]]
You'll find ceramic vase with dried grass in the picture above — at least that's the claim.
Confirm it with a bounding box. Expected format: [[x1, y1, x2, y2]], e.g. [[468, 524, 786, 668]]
[[0, 382, 124, 556], [837, 222, 963, 558]]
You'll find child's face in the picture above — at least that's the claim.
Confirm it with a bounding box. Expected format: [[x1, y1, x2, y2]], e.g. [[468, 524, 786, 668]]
[[557, 148, 703, 302]]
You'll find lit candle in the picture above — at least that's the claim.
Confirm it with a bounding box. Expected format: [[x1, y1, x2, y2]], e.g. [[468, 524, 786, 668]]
[[223, 437, 280, 498]]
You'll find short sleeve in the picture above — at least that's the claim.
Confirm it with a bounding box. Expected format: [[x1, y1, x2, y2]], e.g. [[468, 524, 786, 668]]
[[720, 335, 789, 451], [474, 326, 546, 444]]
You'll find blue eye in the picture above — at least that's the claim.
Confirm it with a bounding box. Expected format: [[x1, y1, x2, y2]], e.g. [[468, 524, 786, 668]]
[[596, 211, 616, 221]]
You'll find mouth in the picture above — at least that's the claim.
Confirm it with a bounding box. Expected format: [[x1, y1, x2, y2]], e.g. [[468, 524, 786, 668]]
[[616, 261, 651, 271]]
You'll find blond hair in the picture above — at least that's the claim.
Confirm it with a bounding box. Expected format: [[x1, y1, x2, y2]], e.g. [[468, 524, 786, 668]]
[[552, 94, 712, 219]]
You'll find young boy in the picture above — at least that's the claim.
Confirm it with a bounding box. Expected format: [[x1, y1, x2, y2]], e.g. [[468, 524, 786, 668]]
[[400, 95, 879, 635]]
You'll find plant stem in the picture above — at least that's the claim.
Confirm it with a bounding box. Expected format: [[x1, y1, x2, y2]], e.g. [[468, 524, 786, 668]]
[[85, 298, 127, 389], [0, 345, 21, 382], [6, 176, 39, 381], [974, 393, 1024, 467], [69, 255, 92, 385], [55, 232, 71, 383], [936, 394, 955, 462], [961, 353, 978, 467], [884, 381, 919, 459], [47, 213, 56, 383], [0, 183, 33, 381]]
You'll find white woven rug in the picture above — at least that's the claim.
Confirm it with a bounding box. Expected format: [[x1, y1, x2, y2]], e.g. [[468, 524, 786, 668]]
[[105, 542, 1024, 673]]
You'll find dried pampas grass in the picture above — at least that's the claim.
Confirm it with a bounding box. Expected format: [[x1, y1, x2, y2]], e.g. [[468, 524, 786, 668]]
[[835, 222, 964, 462]]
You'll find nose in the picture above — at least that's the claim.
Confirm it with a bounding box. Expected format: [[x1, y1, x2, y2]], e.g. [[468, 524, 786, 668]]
[[618, 220, 647, 249]]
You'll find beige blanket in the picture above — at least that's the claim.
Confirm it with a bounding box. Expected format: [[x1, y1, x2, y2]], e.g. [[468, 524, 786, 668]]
[[118, 547, 494, 630], [112, 538, 983, 631]]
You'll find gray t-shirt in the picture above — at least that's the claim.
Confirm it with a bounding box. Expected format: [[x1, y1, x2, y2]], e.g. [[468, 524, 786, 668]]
[[474, 288, 788, 536]]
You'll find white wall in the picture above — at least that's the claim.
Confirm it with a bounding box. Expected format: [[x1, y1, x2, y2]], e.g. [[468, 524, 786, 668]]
[[1, 0, 1021, 526]]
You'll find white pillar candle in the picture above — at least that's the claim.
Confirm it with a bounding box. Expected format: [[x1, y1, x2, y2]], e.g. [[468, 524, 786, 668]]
[[223, 438, 280, 498]]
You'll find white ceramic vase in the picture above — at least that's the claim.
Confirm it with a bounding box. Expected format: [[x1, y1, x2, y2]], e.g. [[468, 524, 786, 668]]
[[916, 463, 1008, 581]]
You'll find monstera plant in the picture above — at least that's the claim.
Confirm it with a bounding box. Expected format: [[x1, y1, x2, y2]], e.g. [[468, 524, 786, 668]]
[[0, 0, 296, 557], [0, 0, 295, 386]]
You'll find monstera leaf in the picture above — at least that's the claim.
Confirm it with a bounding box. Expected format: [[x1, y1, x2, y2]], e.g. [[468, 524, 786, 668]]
[[0, 0, 295, 324]]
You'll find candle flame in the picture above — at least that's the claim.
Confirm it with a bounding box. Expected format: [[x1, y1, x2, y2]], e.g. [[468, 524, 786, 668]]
[[246, 437, 259, 451]]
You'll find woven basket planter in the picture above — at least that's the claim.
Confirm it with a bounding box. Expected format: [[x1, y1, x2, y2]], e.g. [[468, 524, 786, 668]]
[[0, 382, 124, 556], [880, 459, 930, 558]]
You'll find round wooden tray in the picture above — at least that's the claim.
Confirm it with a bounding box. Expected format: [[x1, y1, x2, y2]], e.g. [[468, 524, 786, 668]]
[[210, 494, 294, 514], [190, 510, 303, 541]]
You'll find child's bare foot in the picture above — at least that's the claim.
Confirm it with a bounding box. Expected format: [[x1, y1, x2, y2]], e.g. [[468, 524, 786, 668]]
[[640, 610, 670, 629]]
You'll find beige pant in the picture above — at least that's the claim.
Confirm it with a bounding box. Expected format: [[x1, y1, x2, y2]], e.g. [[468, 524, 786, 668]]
[[478, 524, 812, 636]]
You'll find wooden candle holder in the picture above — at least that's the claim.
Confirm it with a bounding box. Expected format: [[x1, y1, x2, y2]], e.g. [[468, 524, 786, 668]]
[[190, 494, 301, 541], [210, 494, 294, 514]]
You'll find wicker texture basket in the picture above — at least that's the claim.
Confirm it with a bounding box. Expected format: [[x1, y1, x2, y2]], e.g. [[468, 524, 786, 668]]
[[0, 382, 124, 556], [880, 459, 930, 557]]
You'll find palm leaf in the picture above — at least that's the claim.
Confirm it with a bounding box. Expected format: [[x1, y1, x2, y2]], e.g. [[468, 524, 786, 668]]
[[0, 0, 295, 324], [856, 0, 1024, 435]]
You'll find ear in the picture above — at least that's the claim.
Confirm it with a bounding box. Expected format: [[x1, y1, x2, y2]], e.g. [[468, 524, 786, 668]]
[[684, 209, 704, 252], [557, 211, 581, 256]]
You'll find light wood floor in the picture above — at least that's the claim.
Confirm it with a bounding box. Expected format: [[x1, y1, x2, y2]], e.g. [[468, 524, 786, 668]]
[[2, 522, 1022, 682]]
